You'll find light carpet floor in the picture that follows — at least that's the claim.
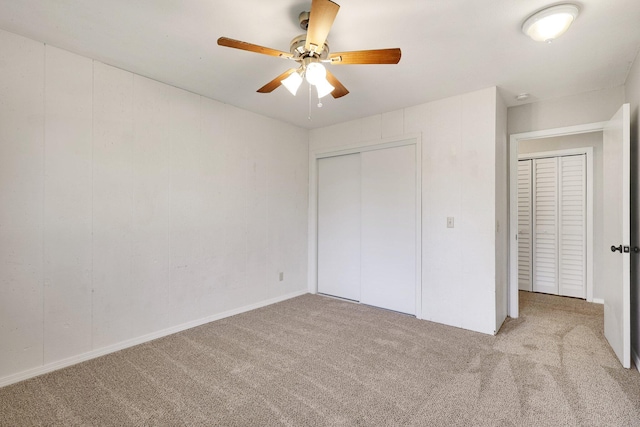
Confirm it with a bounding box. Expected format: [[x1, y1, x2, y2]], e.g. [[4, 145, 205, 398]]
[[1, 291, 639, 426]]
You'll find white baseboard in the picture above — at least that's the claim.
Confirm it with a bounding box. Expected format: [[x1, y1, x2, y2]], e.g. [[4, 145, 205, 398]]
[[0, 290, 307, 388], [592, 298, 604, 305], [633, 347, 640, 373]]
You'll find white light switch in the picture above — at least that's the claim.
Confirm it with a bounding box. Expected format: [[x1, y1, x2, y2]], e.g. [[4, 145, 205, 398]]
[[279, 272, 284, 281], [447, 217, 454, 228]]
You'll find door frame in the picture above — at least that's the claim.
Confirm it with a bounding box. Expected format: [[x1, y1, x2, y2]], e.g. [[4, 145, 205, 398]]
[[509, 122, 605, 318], [517, 148, 594, 299], [308, 134, 423, 319]]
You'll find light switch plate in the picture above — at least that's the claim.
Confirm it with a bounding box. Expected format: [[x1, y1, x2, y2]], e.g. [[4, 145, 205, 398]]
[[447, 217, 454, 228]]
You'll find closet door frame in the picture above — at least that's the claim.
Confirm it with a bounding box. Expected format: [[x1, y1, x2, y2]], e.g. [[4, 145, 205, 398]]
[[308, 134, 423, 319], [517, 159, 533, 292], [517, 147, 594, 302]]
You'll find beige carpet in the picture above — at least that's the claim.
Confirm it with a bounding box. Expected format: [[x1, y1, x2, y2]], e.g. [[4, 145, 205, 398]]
[[1, 291, 639, 426]]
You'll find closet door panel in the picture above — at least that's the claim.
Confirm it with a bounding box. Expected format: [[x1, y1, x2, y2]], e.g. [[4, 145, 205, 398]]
[[518, 160, 533, 291], [559, 154, 586, 298], [360, 145, 416, 315], [533, 157, 559, 295], [317, 154, 361, 301]]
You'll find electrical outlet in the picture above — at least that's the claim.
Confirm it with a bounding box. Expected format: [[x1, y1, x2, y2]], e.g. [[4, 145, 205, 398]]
[[279, 272, 284, 281], [447, 217, 454, 228]]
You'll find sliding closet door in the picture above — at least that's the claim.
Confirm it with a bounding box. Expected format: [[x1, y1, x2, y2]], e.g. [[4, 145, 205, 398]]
[[317, 154, 361, 301], [558, 154, 586, 298], [360, 145, 416, 315], [533, 157, 559, 295], [518, 160, 533, 291]]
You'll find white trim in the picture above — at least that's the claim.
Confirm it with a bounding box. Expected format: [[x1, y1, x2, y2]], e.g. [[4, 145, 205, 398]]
[[308, 134, 423, 319], [509, 123, 605, 318], [518, 148, 592, 159], [592, 298, 605, 305], [0, 290, 307, 388], [314, 138, 417, 159], [517, 147, 594, 302], [512, 122, 607, 142], [414, 137, 423, 319]]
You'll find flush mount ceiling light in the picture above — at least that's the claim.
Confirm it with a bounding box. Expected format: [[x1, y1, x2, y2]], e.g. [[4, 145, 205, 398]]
[[522, 3, 579, 43]]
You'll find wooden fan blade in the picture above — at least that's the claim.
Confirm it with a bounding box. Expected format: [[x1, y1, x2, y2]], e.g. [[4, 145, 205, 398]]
[[325, 70, 349, 98], [257, 69, 297, 93], [329, 48, 401, 65], [218, 37, 293, 59], [305, 0, 340, 54]]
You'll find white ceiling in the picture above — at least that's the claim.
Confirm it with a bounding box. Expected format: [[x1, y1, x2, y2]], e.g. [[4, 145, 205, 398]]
[[0, 0, 639, 129]]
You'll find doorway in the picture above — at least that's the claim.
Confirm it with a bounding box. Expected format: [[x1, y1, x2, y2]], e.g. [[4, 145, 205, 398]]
[[509, 122, 604, 317], [508, 105, 631, 368]]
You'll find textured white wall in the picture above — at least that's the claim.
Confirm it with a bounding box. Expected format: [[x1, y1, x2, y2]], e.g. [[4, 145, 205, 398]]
[[624, 50, 640, 370], [310, 87, 501, 335], [0, 28, 45, 379], [0, 29, 309, 384], [44, 43, 94, 363]]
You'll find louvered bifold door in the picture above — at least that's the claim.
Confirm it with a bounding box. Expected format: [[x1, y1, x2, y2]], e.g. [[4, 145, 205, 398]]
[[533, 157, 559, 295], [558, 154, 586, 298], [518, 160, 533, 291]]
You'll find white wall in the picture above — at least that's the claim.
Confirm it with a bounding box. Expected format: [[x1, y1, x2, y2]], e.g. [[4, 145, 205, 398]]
[[0, 29, 309, 385], [310, 87, 503, 335], [518, 133, 604, 301], [495, 93, 508, 331], [508, 86, 625, 135], [625, 50, 640, 370]]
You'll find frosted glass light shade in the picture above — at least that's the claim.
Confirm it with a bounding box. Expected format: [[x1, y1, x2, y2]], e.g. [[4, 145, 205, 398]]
[[522, 4, 579, 42], [282, 71, 302, 95], [316, 78, 335, 98], [305, 62, 326, 85]]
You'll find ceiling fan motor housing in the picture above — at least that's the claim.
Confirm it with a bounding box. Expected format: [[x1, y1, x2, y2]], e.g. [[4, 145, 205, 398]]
[[290, 34, 329, 59], [298, 11, 310, 30]]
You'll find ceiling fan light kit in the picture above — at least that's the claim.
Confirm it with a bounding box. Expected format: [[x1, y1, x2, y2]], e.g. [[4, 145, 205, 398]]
[[217, 0, 401, 101], [315, 77, 336, 98], [522, 3, 579, 43], [305, 61, 326, 85], [282, 70, 303, 95]]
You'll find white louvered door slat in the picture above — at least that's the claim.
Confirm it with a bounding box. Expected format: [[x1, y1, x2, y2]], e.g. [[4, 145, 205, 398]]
[[533, 157, 559, 295], [559, 154, 586, 298], [518, 160, 533, 291]]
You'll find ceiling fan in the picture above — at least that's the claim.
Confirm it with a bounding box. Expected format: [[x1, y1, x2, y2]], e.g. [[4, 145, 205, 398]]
[[217, 0, 401, 100]]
